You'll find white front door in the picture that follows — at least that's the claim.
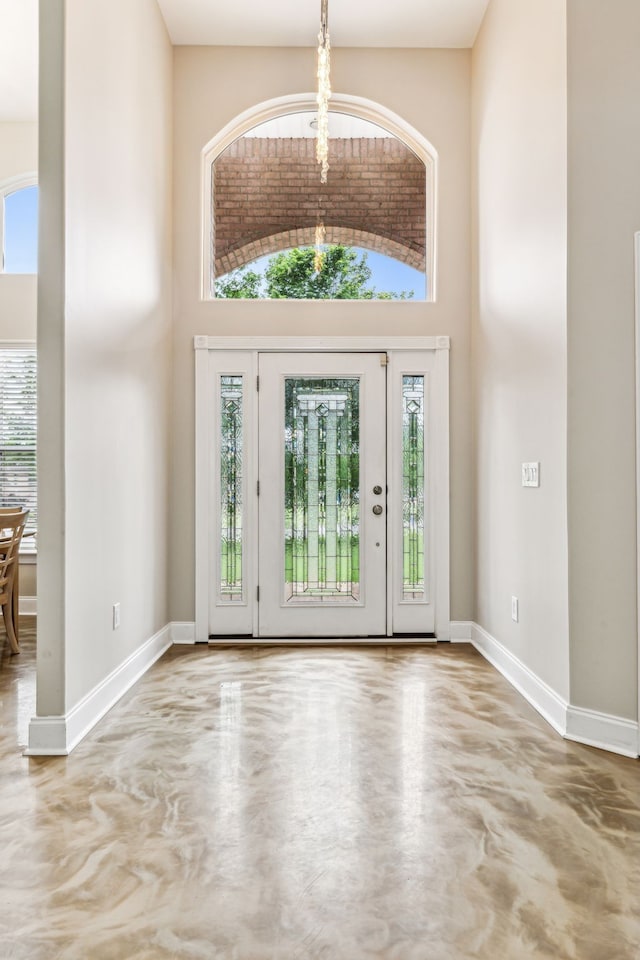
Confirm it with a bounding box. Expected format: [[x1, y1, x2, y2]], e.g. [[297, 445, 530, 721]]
[[195, 338, 450, 642], [258, 352, 387, 637]]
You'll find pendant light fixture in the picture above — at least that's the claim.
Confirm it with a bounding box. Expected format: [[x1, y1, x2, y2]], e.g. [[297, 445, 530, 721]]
[[316, 0, 331, 184]]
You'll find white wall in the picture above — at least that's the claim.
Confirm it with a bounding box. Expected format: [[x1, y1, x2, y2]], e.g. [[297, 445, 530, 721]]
[[171, 46, 473, 622], [472, 0, 570, 698], [0, 122, 37, 340], [0, 122, 36, 179], [567, 0, 640, 719], [36, 0, 173, 716]]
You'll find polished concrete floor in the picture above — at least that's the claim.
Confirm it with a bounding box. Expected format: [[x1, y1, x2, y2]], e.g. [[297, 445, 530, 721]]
[[1, 620, 639, 960]]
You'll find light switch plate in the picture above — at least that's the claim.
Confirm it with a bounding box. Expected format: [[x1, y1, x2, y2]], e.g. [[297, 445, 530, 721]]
[[522, 462, 540, 487]]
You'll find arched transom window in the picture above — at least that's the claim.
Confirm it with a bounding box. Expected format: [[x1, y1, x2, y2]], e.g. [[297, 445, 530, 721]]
[[203, 96, 437, 302]]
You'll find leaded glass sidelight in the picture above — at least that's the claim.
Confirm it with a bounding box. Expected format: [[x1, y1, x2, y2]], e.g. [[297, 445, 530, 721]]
[[402, 375, 425, 600], [284, 377, 360, 602], [220, 376, 244, 602]]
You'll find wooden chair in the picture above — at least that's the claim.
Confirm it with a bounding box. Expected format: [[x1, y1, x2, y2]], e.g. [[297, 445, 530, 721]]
[[0, 508, 29, 655]]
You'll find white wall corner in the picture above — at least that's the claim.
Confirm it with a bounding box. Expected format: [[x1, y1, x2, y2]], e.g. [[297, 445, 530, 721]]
[[25, 624, 172, 756], [449, 620, 473, 642], [565, 705, 639, 759], [470, 622, 568, 737], [171, 621, 196, 644], [469, 623, 640, 759]]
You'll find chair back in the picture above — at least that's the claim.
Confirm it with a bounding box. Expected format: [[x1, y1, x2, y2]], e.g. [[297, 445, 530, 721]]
[[0, 509, 29, 605]]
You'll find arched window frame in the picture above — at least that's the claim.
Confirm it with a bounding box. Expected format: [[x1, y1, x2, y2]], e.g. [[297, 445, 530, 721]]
[[201, 94, 438, 302], [1, 172, 38, 274]]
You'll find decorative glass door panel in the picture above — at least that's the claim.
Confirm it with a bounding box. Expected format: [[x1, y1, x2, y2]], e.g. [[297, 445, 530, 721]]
[[220, 375, 244, 602], [285, 378, 360, 603], [259, 353, 387, 637], [402, 375, 425, 601], [205, 350, 254, 637], [391, 357, 433, 634]]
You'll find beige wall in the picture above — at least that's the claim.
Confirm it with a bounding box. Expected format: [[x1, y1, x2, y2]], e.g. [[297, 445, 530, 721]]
[[0, 123, 37, 180], [18, 561, 36, 600], [37, 0, 173, 712], [472, 0, 570, 697], [567, 0, 640, 718], [0, 275, 36, 341], [171, 46, 473, 621]]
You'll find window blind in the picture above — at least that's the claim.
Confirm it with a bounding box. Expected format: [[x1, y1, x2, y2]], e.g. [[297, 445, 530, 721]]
[[0, 348, 37, 530]]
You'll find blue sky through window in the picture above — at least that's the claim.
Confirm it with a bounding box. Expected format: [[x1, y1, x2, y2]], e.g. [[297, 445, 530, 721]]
[[3, 185, 38, 274], [363, 250, 425, 300]]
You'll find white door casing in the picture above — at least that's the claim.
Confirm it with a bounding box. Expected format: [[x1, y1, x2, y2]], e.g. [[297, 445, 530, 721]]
[[194, 336, 450, 641]]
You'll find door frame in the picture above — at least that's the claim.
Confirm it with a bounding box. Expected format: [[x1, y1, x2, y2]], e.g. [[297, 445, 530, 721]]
[[194, 336, 450, 642]]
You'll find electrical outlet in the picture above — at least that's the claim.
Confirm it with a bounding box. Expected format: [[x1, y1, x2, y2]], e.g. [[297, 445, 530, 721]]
[[112, 602, 121, 630], [511, 596, 519, 622]]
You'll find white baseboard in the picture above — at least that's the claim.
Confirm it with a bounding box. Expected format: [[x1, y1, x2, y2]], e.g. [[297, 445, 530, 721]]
[[470, 623, 568, 735], [170, 621, 196, 644], [25, 624, 173, 756], [466, 621, 639, 758], [19, 596, 37, 616], [22, 616, 637, 759], [566, 705, 639, 759]]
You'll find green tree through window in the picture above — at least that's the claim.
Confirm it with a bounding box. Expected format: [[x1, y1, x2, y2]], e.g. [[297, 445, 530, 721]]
[[215, 246, 412, 300]]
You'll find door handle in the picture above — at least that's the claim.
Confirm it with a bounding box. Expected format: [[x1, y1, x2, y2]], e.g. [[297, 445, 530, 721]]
[[372, 504, 383, 516]]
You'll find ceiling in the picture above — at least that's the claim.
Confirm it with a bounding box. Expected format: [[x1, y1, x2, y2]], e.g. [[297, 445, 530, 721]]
[[0, 0, 490, 123], [156, 0, 491, 48]]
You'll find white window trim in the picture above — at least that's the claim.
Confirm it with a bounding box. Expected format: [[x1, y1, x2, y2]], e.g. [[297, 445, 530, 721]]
[[0, 339, 37, 559], [201, 93, 438, 303], [1, 172, 38, 274]]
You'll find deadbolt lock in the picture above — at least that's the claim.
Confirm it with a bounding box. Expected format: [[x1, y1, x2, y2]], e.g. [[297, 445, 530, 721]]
[[373, 485, 383, 495]]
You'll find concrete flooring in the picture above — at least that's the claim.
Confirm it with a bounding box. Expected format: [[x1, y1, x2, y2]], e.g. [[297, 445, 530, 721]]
[[1, 621, 639, 959]]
